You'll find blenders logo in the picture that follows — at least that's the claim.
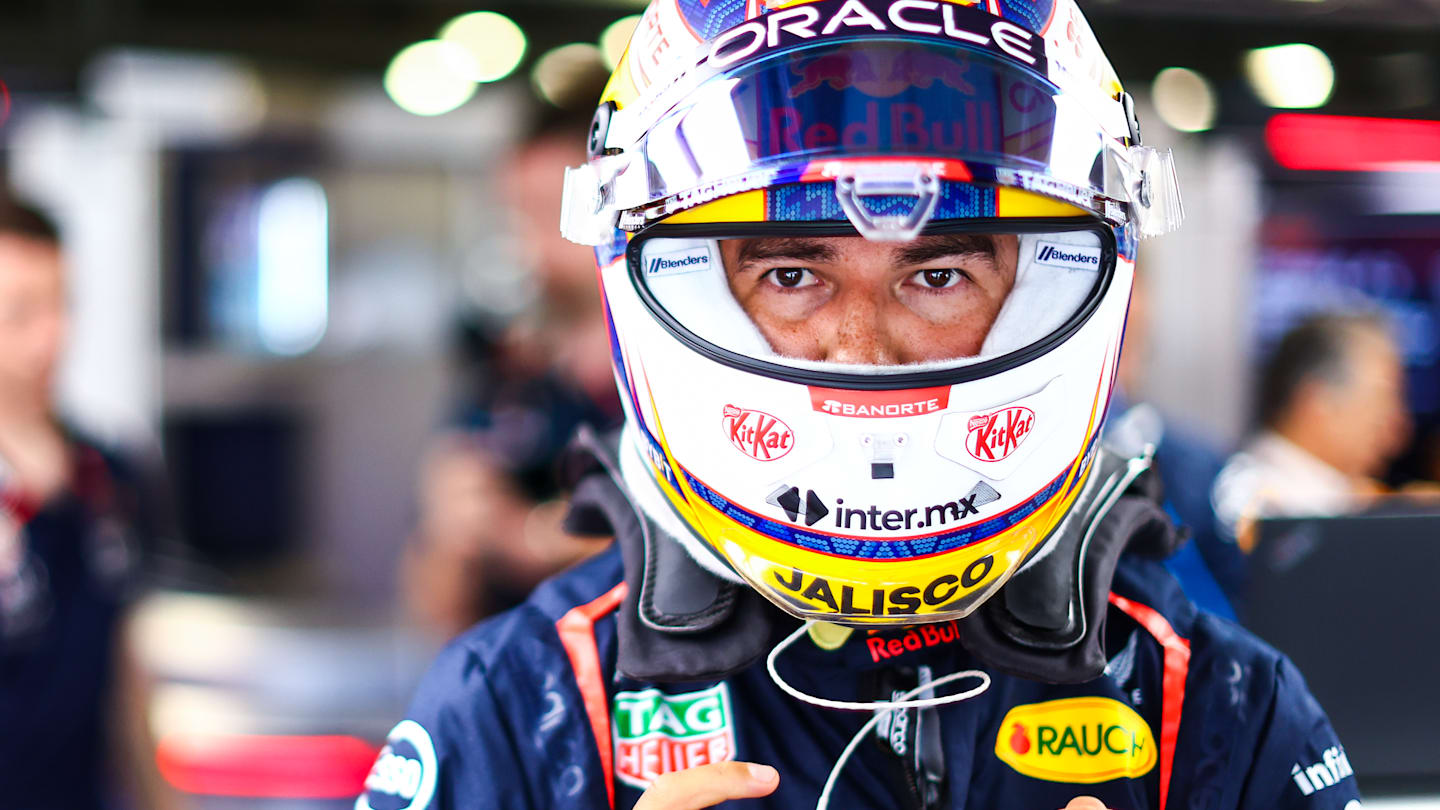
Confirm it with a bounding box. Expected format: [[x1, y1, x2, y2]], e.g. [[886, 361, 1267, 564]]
[[966, 407, 1035, 462], [994, 698, 1158, 783], [612, 685, 736, 789], [1035, 241, 1102, 271], [810, 386, 951, 418], [723, 405, 794, 461], [646, 249, 711, 277]]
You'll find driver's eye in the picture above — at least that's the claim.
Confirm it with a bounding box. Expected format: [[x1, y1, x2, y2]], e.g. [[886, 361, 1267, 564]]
[[772, 268, 812, 288], [921, 268, 961, 289]]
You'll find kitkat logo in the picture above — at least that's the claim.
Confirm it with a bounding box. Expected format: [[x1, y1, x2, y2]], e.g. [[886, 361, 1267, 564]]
[[994, 697, 1157, 784], [723, 405, 794, 461], [810, 386, 950, 419], [966, 406, 1035, 462]]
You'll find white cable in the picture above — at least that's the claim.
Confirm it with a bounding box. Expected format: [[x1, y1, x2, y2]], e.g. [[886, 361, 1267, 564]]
[[766, 621, 990, 712], [763, 621, 991, 810], [815, 669, 990, 810]]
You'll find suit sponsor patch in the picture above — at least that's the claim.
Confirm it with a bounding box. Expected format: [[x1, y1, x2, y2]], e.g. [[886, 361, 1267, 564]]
[[612, 684, 736, 789], [994, 697, 1157, 783], [357, 720, 438, 810]]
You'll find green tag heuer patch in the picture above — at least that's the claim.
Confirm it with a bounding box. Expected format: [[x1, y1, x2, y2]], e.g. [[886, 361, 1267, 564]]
[[611, 683, 736, 788]]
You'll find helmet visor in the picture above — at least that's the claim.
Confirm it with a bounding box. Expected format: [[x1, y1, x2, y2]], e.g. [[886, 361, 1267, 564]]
[[630, 222, 1112, 379], [623, 39, 1111, 215]]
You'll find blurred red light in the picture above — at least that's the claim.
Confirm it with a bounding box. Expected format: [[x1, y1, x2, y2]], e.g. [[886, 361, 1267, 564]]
[[156, 734, 380, 798], [1266, 113, 1440, 172]]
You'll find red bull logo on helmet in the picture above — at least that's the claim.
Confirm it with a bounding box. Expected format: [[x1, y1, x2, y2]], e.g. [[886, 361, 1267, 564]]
[[749, 39, 1056, 162], [787, 47, 977, 98]]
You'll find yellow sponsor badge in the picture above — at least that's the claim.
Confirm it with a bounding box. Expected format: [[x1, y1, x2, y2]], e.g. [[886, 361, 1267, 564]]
[[994, 697, 1158, 784]]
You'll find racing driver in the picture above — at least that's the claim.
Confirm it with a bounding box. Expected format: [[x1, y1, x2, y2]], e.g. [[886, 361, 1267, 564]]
[[359, 1, 1362, 808]]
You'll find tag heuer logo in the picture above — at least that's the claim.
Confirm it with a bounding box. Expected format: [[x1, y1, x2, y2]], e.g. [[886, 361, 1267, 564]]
[[612, 684, 735, 789]]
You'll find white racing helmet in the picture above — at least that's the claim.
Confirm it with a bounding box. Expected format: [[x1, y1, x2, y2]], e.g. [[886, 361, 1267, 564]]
[[561, 0, 1182, 628]]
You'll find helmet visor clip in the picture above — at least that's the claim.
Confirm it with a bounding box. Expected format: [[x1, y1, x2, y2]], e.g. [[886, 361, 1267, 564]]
[[833, 164, 941, 242]]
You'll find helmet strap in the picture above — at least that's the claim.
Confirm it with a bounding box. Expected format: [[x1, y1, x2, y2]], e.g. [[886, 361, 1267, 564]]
[[957, 445, 1186, 684], [562, 427, 782, 682]]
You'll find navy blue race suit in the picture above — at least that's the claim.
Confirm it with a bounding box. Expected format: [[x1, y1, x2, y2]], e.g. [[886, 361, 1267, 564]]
[[1, 436, 150, 810], [360, 538, 1361, 810]]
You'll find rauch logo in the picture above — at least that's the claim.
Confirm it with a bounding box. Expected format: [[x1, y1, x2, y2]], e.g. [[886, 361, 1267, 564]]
[[966, 406, 1035, 461], [612, 684, 735, 789], [723, 405, 794, 461], [994, 697, 1157, 783]]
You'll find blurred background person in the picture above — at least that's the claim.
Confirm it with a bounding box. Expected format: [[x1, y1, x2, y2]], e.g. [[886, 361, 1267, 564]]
[[1108, 264, 1242, 616], [0, 192, 184, 809], [403, 102, 620, 641], [1212, 312, 1413, 548]]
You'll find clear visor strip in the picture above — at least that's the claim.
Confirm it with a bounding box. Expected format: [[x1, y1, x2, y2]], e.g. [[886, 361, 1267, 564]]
[[766, 620, 991, 810], [561, 146, 1181, 246]]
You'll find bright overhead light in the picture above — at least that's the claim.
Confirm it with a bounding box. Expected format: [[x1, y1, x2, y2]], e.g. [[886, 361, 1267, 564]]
[[1152, 67, 1217, 133], [384, 40, 479, 116], [440, 11, 528, 83], [1245, 44, 1334, 109], [600, 15, 642, 71], [532, 43, 605, 107]]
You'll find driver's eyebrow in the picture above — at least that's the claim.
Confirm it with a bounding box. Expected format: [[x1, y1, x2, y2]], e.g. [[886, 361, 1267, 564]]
[[894, 234, 996, 266], [735, 238, 839, 267]]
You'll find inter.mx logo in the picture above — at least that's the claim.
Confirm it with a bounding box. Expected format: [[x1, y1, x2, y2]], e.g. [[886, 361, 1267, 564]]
[[768, 480, 1001, 530], [613, 684, 735, 789], [966, 406, 1035, 462]]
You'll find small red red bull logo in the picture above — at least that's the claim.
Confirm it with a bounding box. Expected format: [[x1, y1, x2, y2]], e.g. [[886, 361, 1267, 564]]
[[865, 621, 962, 663], [724, 405, 794, 461], [788, 47, 978, 100], [966, 406, 1035, 462]]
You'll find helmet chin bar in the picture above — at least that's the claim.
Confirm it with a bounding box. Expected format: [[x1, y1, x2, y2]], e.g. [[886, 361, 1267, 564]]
[[564, 430, 1187, 685], [832, 163, 941, 242]]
